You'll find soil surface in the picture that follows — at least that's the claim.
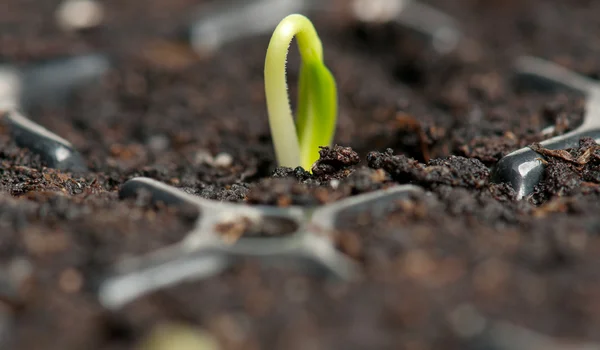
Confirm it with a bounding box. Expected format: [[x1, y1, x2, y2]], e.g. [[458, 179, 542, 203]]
[[2, 0, 600, 349]]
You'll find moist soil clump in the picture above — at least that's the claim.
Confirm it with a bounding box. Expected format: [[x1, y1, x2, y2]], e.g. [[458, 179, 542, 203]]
[[531, 137, 600, 204], [2, 0, 600, 349], [367, 148, 490, 189]]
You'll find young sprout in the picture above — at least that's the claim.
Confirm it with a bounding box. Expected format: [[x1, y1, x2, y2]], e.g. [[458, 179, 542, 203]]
[[264, 14, 337, 170]]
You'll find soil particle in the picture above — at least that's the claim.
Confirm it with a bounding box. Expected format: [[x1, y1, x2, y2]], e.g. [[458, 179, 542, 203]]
[[271, 166, 312, 182], [249, 146, 368, 206], [531, 138, 600, 203], [367, 148, 489, 189], [250, 165, 393, 207], [457, 133, 519, 165], [531, 137, 600, 166], [215, 215, 299, 241], [535, 160, 582, 201], [247, 178, 335, 207], [486, 182, 518, 203], [337, 168, 391, 195], [366, 148, 423, 183], [426, 156, 490, 188], [311, 145, 361, 180], [434, 185, 521, 224], [197, 183, 249, 202], [392, 112, 432, 162]]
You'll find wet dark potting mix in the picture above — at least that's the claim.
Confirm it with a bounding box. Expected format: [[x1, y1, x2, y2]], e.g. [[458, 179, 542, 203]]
[[1, 0, 600, 349]]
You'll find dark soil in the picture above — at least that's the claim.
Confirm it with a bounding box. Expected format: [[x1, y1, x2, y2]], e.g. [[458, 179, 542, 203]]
[[2, 0, 600, 349]]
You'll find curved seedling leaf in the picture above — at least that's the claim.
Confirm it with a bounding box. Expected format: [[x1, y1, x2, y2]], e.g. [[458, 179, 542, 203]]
[[297, 60, 337, 170], [264, 14, 337, 170]]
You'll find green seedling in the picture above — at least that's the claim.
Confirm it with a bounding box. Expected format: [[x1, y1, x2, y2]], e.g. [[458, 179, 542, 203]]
[[264, 14, 337, 170]]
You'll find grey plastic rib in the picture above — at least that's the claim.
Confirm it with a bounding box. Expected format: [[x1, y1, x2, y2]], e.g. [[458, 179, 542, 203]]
[[100, 177, 424, 309]]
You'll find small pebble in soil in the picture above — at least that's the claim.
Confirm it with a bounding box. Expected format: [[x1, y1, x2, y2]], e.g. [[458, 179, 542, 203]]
[[352, 0, 403, 23], [213, 153, 233, 168], [192, 150, 233, 169], [55, 0, 104, 31], [193, 149, 214, 166], [137, 323, 221, 350], [330, 179, 340, 189], [0, 66, 21, 110], [146, 135, 169, 152]]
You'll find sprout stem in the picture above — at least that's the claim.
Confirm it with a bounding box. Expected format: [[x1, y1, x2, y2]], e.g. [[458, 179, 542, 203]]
[[264, 14, 337, 170]]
